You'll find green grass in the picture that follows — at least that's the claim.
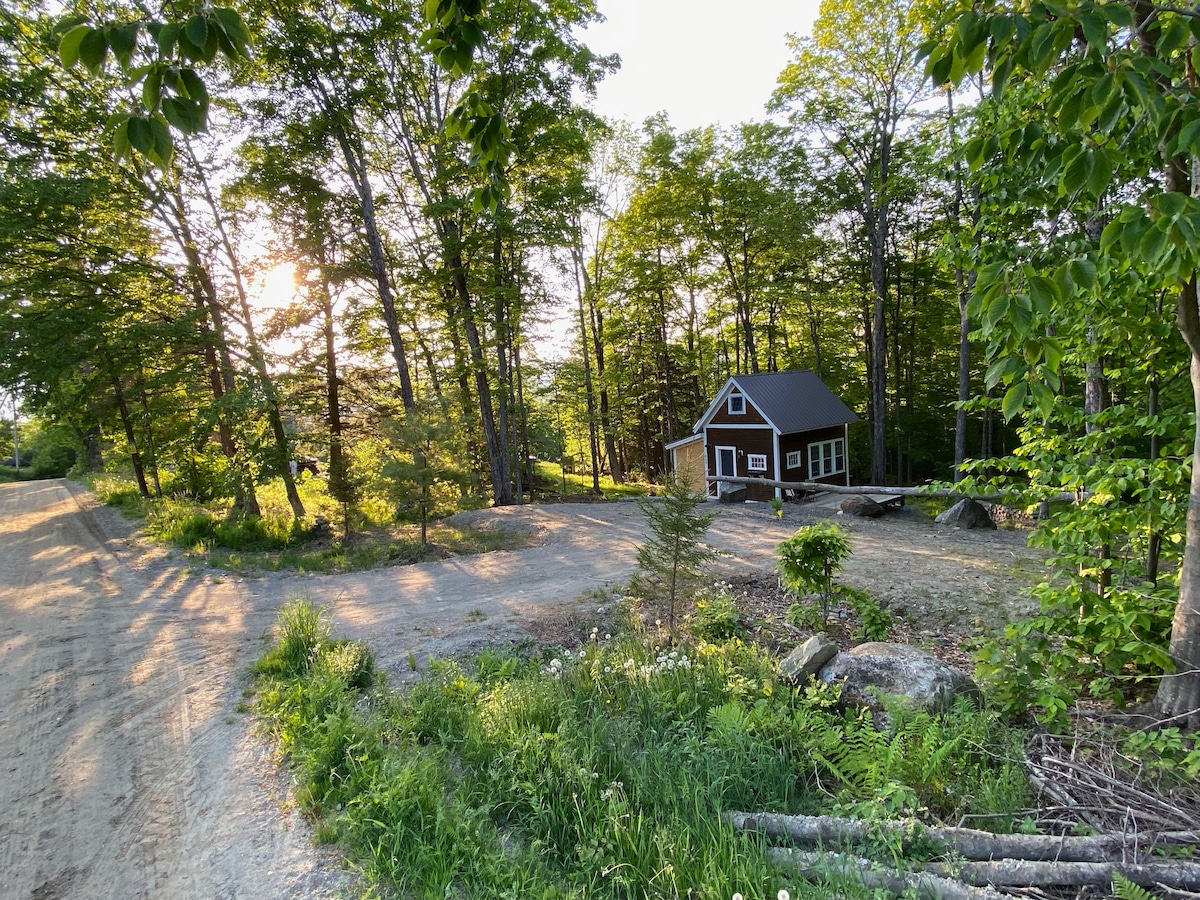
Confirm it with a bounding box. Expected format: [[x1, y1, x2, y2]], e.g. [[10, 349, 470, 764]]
[[533, 460, 651, 500], [253, 603, 1032, 900], [88, 474, 536, 573]]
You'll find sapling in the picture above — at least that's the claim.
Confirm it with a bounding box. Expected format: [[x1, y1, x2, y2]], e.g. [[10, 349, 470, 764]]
[[776, 522, 852, 626], [630, 471, 718, 635]]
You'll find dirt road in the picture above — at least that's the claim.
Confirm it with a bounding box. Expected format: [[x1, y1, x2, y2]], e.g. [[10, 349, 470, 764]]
[[0, 480, 1041, 899]]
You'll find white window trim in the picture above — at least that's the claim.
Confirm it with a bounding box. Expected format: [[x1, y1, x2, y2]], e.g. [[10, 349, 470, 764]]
[[727, 394, 745, 415], [785, 450, 802, 469], [747, 453, 767, 471], [808, 438, 847, 478]]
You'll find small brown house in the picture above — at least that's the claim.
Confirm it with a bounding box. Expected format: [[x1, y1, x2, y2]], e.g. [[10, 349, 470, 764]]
[[669, 370, 858, 502]]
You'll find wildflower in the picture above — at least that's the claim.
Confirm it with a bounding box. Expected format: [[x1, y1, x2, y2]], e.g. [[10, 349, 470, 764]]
[[733, 894, 744, 900], [778, 891, 791, 900], [604, 666, 611, 673]]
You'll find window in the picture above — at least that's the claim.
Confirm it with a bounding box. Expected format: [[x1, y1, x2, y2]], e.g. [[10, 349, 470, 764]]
[[808, 438, 846, 478], [747, 453, 767, 471], [785, 450, 802, 469], [727, 393, 745, 414]]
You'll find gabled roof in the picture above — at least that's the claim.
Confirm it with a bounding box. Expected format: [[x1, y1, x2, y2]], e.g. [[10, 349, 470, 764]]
[[694, 370, 858, 435]]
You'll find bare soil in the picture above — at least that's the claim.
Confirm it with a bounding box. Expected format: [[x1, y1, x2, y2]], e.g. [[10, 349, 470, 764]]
[[0, 482, 1045, 899]]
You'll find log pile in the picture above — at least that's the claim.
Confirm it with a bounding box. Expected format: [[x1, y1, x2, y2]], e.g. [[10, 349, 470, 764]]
[[728, 811, 1200, 897]]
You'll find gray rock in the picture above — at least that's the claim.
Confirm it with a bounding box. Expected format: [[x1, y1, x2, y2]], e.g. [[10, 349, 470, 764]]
[[719, 485, 748, 504], [780, 634, 840, 681], [840, 496, 885, 518], [935, 498, 996, 529], [817, 642, 980, 724]]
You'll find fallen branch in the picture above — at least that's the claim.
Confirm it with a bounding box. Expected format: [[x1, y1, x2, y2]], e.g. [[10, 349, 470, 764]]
[[727, 811, 1200, 863]]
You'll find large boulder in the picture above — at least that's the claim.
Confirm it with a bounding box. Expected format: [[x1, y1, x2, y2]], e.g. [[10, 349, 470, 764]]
[[780, 634, 840, 681], [935, 498, 996, 529], [840, 496, 885, 518], [817, 642, 980, 724]]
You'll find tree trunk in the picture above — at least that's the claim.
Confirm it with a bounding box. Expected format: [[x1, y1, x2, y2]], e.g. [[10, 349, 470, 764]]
[[1156, 335, 1200, 726], [110, 370, 150, 498], [184, 144, 304, 520], [450, 260, 512, 506]]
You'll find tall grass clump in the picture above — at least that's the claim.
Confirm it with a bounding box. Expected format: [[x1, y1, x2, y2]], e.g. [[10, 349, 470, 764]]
[[253, 604, 1031, 900]]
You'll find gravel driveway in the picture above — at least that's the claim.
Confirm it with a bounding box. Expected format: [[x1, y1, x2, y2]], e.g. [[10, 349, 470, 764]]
[[0, 480, 1041, 899]]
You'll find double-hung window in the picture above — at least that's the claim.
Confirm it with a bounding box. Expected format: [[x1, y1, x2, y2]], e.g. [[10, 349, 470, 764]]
[[808, 438, 846, 478]]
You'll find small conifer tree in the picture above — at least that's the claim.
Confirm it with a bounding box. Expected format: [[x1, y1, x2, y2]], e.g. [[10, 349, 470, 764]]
[[630, 472, 718, 634]]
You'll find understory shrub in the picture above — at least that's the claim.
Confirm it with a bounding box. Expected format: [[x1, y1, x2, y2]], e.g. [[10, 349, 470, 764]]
[[254, 605, 1031, 900], [975, 578, 1177, 726], [688, 582, 745, 641]]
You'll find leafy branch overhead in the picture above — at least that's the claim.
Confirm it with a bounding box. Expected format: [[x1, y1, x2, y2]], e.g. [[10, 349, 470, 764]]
[[419, 0, 514, 211], [55, 6, 252, 168]]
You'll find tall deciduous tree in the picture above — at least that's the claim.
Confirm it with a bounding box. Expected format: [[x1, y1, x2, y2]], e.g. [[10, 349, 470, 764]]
[[774, 0, 929, 484], [931, 0, 1200, 725]]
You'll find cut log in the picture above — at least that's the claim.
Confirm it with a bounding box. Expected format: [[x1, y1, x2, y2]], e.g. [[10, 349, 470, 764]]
[[727, 811, 1200, 863], [769, 848, 1005, 900], [772, 847, 1200, 898], [926, 858, 1200, 891]]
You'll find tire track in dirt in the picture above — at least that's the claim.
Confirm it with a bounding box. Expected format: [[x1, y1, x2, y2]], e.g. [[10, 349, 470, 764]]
[[0, 481, 344, 900]]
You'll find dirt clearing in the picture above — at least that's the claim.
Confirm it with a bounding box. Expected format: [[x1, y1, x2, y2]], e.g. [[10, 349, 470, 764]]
[[0, 481, 1044, 898]]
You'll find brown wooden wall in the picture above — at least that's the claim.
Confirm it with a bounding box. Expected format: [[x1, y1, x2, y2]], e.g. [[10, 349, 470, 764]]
[[779, 424, 850, 485]]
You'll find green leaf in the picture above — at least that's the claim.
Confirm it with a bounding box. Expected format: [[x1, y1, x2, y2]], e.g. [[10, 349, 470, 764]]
[[985, 354, 1021, 389], [212, 8, 251, 57], [111, 116, 132, 161], [1069, 258, 1097, 289], [1172, 117, 1200, 157], [1043, 336, 1064, 373], [156, 22, 180, 56], [185, 15, 208, 55], [1030, 382, 1056, 418], [108, 23, 138, 70], [983, 293, 1012, 331], [58, 24, 91, 68], [78, 27, 109, 74], [161, 97, 199, 132], [178, 68, 208, 105], [1002, 382, 1028, 421], [142, 67, 163, 110], [149, 115, 174, 168], [1155, 191, 1188, 217], [1079, 11, 1107, 49], [1087, 147, 1114, 197], [1028, 275, 1060, 315], [126, 115, 155, 157]]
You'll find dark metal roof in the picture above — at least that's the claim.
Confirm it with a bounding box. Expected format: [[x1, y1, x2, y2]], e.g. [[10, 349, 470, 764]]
[[728, 370, 858, 434]]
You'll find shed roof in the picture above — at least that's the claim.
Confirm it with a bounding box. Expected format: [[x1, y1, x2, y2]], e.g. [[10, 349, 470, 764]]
[[696, 370, 858, 435]]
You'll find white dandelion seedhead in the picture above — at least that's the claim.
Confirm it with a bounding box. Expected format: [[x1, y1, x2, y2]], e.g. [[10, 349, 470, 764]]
[[778, 890, 791, 900]]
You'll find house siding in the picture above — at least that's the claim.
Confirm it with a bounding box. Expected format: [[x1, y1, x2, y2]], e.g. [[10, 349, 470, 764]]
[[779, 424, 850, 485], [709, 391, 770, 427], [705, 426, 776, 501], [668, 436, 707, 496]]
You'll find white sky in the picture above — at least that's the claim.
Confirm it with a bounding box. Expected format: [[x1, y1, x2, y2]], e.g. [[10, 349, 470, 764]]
[[579, 0, 824, 131]]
